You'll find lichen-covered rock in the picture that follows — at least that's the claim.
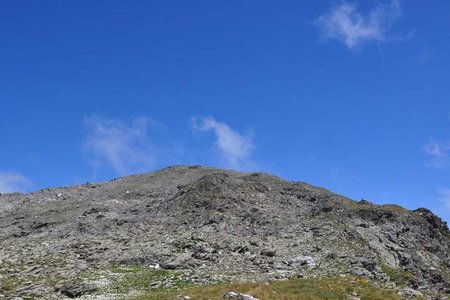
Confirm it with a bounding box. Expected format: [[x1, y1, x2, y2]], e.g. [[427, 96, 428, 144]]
[[284, 256, 316, 268], [56, 282, 97, 298], [0, 165, 449, 299], [398, 287, 423, 298], [223, 291, 259, 300]]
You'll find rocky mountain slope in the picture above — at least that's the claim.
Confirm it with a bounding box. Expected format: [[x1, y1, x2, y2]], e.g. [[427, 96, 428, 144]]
[[0, 165, 449, 299]]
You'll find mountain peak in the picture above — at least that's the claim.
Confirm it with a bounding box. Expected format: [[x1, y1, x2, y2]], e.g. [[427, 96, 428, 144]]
[[0, 166, 449, 298]]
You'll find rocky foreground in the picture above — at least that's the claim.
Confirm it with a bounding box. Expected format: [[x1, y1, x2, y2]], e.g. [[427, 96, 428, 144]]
[[0, 166, 449, 299]]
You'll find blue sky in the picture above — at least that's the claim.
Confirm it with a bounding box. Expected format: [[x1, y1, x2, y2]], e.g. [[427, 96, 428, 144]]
[[1, 1, 450, 222]]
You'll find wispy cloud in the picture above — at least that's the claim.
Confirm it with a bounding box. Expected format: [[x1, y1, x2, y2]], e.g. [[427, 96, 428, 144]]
[[315, 0, 402, 49], [0, 171, 32, 193], [192, 116, 255, 169], [83, 115, 156, 176], [423, 140, 450, 169], [439, 189, 450, 212], [418, 50, 433, 65]]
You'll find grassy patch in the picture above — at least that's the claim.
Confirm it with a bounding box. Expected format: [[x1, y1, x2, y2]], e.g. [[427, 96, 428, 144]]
[[380, 264, 414, 286], [0, 255, 67, 295], [77, 264, 193, 297], [0, 275, 22, 292], [108, 265, 181, 294], [379, 205, 408, 214], [132, 276, 413, 300]]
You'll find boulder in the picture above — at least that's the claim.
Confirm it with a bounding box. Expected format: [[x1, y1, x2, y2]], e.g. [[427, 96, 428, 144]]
[[284, 256, 316, 268], [223, 291, 260, 300]]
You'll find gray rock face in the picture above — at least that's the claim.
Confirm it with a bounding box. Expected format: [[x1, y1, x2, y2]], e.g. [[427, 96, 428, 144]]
[[223, 291, 260, 300], [284, 256, 316, 269], [56, 282, 97, 298], [0, 165, 449, 299], [398, 287, 423, 298]]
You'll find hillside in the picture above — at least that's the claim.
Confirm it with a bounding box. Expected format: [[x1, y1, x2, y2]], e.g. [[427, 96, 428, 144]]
[[0, 166, 449, 299]]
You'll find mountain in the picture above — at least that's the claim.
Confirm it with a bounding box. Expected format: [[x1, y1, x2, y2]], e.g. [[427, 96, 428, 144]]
[[0, 165, 449, 299]]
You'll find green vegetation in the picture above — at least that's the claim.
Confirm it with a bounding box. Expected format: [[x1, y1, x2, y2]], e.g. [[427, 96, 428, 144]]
[[379, 205, 408, 214], [380, 264, 414, 286], [132, 276, 417, 300], [0, 275, 22, 292], [0, 255, 69, 296], [108, 265, 190, 294], [77, 264, 193, 297], [0, 261, 436, 300]]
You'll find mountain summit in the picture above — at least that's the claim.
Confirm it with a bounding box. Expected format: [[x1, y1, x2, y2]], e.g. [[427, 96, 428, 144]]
[[1, 166, 449, 299]]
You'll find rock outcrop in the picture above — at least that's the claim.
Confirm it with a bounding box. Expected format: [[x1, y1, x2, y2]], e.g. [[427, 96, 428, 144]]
[[0, 165, 449, 299]]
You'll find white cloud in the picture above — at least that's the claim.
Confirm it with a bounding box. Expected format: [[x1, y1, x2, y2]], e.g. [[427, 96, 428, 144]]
[[418, 50, 433, 65], [423, 140, 450, 169], [315, 0, 402, 49], [439, 189, 450, 211], [192, 116, 254, 169], [83, 116, 155, 176], [0, 171, 32, 193]]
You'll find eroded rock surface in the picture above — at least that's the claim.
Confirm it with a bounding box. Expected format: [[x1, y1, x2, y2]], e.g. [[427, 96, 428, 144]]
[[0, 166, 449, 299]]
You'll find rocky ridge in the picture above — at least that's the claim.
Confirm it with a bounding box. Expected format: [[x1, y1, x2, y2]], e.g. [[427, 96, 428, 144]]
[[0, 165, 449, 299]]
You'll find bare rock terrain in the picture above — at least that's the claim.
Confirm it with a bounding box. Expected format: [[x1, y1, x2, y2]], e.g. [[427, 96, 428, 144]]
[[0, 165, 449, 299]]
